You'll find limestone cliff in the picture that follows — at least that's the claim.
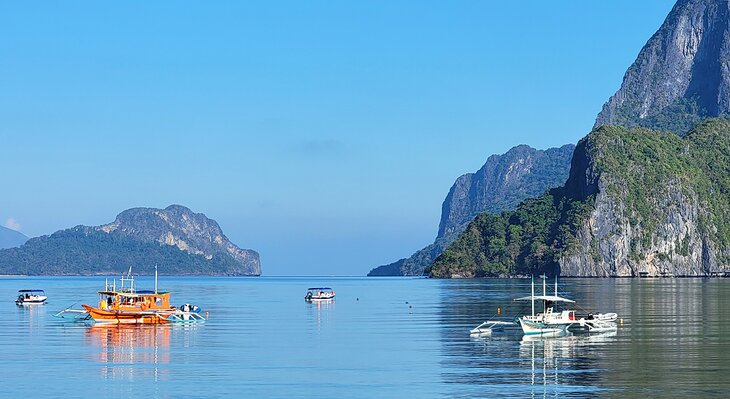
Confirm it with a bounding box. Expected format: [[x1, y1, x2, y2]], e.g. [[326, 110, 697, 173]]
[[596, 0, 730, 135], [430, 119, 730, 277], [368, 144, 574, 276]]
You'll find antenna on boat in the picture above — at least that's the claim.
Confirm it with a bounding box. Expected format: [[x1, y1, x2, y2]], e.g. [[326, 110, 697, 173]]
[[554, 275, 558, 298], [155, 264, 158, 294]]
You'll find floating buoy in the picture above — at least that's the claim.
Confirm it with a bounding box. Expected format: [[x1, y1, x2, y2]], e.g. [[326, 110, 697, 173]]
[[205, 311, 209, 319], [497, 307, 501, 315], [620, 319, 624, 325]]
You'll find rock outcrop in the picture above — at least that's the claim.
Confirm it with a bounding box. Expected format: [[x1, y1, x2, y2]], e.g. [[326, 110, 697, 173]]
[[430, 119, 730, 278], [368, 144, 574, 276], [596, 0, 730, 135], [0, 205, 261, 275]]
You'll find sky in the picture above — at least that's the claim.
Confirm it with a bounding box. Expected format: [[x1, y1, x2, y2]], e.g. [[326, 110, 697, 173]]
[[0, 1, 677, 275]]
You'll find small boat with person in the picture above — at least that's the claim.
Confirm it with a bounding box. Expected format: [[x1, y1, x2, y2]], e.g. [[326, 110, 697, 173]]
[[304, 287, 335, 301], [15, 289, 48, 305]]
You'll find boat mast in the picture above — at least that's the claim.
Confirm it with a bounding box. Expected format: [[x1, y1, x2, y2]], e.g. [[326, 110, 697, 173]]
[[554, 275, 557, 297], [531, 275, 535, 317], [155, 264, 158, 294]]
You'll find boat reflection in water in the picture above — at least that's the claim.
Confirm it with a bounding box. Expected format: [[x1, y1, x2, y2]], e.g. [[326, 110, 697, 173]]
[[519, 331, 617, 398], [85, 324, 172, 381], [306, 295, 335, 334]]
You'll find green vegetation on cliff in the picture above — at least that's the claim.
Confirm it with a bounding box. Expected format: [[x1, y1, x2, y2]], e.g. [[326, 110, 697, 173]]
[[0, 205, 261, 276], [427, 189, 593, 278], [429, 118, 730, 277], [0, 227, 245, 275]]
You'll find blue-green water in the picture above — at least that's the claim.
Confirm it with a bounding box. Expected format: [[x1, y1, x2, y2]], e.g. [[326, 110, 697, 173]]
[[2, 276, 730, 398]]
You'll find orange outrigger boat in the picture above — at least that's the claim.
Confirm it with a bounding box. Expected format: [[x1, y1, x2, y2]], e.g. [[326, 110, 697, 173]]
[[79, 269, 205, 325]]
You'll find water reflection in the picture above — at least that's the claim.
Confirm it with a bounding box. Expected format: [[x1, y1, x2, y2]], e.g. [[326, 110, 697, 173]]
[[85, 325, 171, 381], [519, 332, 617, 399], [16, 303, 47, 336], [439, 279, 617, 398], [306, 299, 335, 333], [439, 278, 730, 398]]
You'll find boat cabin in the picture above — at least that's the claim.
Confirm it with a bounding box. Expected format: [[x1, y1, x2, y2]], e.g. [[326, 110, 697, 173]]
[[97, 290, 172, 311]]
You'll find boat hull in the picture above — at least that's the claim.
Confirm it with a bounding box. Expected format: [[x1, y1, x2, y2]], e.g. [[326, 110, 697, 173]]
[[15, 297, 47, 305], [518, 318, 569, 336], [82, 305, 170, 325]]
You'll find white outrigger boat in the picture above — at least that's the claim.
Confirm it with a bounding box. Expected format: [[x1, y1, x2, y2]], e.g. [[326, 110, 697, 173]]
[[471, 276, 618, 337], [517, 276, 617, 336], [15, 289, 48, 305]]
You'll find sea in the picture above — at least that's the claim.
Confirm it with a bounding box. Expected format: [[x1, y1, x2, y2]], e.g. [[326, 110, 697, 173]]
[[1, 276, 729, 398]]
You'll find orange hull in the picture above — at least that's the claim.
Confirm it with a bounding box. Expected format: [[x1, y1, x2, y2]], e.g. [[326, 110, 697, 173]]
[[82, 304, 171, 325]]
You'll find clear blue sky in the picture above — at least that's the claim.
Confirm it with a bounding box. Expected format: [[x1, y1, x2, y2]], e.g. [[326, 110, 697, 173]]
[[1, 1, 676, 275]]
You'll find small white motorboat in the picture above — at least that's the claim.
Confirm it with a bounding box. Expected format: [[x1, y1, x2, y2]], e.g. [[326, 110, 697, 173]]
[[15, 289, 48, 305], [304, 287, 335, 301]]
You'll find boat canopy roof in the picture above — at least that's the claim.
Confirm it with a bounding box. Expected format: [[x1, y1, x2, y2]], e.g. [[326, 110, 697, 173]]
[[18, 289, 45, 293], [514, 295, 575, 303], [307, 287, 333, 290], [97, 290, 169, 296]]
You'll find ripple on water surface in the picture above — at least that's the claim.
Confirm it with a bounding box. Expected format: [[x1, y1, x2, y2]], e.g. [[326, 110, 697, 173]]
[[2, 276, 730, 398]]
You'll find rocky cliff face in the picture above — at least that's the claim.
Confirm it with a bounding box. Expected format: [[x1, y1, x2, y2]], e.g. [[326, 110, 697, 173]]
[[438, 144, 576, 237], [560, 121, 729, 277], [430, 119, 730, 278], [0, 205, 261, 275], [97, 205, 259, 272], [368, 144, 574, 276], [595, 0, 730, 135]]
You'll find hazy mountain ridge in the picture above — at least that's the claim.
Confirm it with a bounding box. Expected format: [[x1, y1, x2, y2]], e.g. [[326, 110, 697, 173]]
[[0, 205, 260, 275], [368, 144, 574, 276], [0, 226, 28, 249]]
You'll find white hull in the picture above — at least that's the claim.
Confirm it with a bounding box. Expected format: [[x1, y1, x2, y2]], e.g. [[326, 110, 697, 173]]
[[518, 318, 569, 336], [16, 296, 48, 305]]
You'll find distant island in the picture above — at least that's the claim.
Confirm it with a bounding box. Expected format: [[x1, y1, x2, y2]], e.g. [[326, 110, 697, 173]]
[[0, 205, 261, 276], [0, 225, 28, 249]]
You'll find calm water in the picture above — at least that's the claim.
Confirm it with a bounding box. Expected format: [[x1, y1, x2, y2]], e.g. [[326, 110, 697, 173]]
[[1, 276, 730, 398]]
